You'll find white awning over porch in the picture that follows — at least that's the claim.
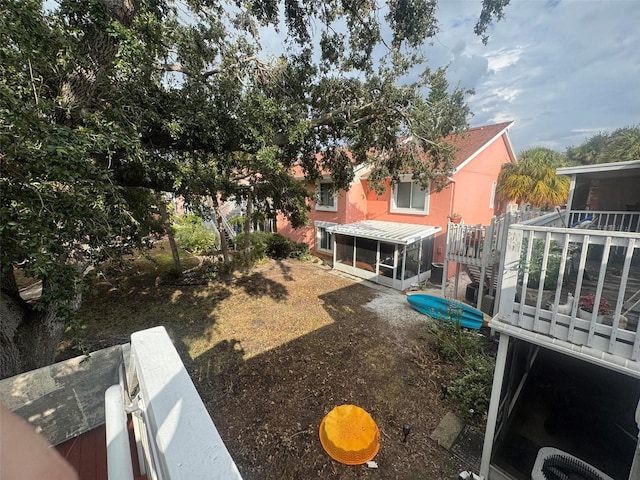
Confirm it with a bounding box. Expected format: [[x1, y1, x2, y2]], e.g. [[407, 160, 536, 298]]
[[327, 220, 440, 245]]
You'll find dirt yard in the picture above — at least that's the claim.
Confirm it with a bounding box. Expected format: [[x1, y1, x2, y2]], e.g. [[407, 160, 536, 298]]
[[70, 248, 475, 479]]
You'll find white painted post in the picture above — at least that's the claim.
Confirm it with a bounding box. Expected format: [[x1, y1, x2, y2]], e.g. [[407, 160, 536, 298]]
[[493, 213, 512, 316], [629, 398, 640, 480], [131, 327, 242, 480], [480, 333, 510, 479], [442, 224, 450, 296], [498, 227, 523, 325], [610, 237, 634, 354], [565, 175, 576, 226]]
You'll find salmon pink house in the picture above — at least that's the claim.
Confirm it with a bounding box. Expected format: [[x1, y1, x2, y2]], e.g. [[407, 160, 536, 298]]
[[278, 121, 516, 289]]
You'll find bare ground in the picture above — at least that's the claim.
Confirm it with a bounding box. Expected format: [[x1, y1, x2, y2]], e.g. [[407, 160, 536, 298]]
[[68, 248, 474, 479]]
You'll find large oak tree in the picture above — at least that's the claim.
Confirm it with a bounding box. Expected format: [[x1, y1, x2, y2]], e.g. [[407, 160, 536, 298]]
[[0, 0, 511, 377]]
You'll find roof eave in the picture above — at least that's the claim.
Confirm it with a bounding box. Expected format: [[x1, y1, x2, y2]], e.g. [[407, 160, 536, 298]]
[[452, 121, 516, 175], [556, 160, 640, 176]]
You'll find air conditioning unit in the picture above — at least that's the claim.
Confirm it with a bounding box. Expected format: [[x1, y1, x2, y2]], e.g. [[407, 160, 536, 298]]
[[531, 447, 613, 480]]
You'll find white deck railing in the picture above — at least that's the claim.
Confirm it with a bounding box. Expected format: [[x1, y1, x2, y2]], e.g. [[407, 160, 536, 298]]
[[567, 210, 640, 233], [127, 327, 242, 480], [492, 224, 640, 367], [445, 216, 508, 266]]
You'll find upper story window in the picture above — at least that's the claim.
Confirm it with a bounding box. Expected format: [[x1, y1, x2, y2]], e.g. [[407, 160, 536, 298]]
[[316, 181, 337, 212], [489, 181, 497, 209], [391, 177, 429, 214]]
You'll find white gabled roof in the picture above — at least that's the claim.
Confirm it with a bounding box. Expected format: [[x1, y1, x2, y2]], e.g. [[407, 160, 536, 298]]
[[327, 220, 441, 245]]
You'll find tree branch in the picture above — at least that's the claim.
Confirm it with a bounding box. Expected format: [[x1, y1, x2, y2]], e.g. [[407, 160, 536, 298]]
[[310, 102, 376, 127], [155, 63, 222, 78]]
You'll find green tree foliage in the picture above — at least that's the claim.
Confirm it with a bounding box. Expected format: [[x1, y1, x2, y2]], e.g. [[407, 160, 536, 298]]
[[566, 125, 640, 165], [174, 215, 220, 256], [496, 147, 570, 209], [0, 0, 511, 376]]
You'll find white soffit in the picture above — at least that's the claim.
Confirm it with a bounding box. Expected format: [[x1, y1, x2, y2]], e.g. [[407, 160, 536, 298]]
[[557, 160, 640, 176], [327, 220, 441, 245]]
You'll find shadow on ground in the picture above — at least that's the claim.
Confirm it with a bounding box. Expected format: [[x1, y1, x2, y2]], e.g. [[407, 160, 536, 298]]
[[191, 281, 469, 480]]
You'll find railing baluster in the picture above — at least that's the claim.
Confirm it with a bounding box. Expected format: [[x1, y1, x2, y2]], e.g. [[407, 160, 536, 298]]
[[610, 237, 635, 354], [550, 233, 571, 337], [533, 232, 553, 332], [568, 233, 590, 343], [518, 230, 536, 326], [586, 237, 612, 347]]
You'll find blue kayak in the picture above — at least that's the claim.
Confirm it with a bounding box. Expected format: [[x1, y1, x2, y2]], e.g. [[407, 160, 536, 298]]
[[406, 294, 484, 330]]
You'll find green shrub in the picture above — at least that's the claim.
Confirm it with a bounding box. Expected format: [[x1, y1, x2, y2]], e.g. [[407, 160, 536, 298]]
[[428, 320, 495, 421], [235, 231, 269, 262], [430, 320, 486, 363], [290, 240, 311, 260], [265, 233, 291, 258], [520, 238, 561, 290], [236, 232, 310, 261], [265, 233, 310, 259], [174, 214, 220, 255], [448, 354, 495, 421]]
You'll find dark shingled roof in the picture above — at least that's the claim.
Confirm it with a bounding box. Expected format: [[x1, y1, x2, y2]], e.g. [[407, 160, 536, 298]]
[[445, 121, 514, 169]]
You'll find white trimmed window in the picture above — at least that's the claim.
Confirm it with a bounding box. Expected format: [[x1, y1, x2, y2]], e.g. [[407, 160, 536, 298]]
[[490, 181, 497, 209], [391, 176, 429, 214], [316, 181, 337, 211], [315, 221, 336, 252]]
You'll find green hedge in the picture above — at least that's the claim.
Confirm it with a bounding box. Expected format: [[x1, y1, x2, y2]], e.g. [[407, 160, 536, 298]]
[[235, 232, 310, 261], [174, 214, 220, 256]]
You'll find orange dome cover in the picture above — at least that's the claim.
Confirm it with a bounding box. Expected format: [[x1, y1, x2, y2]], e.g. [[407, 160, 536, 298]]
[[319, 404, 380, 465]]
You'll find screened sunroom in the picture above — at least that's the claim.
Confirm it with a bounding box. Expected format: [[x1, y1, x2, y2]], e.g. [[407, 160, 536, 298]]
[[327, 220, 441, 290]]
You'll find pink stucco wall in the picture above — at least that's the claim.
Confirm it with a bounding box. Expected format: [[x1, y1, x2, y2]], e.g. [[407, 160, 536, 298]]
[[278, 132, 514, 270]]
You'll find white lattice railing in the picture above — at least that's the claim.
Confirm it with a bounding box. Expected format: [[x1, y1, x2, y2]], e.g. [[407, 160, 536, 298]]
[[493, 224, 640, 366]]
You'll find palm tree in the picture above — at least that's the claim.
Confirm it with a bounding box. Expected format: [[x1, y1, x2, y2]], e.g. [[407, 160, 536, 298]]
[[496, 147, 570, 209]]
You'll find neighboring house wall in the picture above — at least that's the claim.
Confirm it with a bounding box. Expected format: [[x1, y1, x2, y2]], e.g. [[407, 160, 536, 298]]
[[450, 133, 511, 226], [278, 122, 516, 271]]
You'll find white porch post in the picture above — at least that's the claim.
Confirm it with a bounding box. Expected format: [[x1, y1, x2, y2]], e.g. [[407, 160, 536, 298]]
[[332, 234, 336, 266], [565, 175, 576, 226], [629, 398, 640, 480], [480, 333, 510, 479], [442, 226, 450, 296]]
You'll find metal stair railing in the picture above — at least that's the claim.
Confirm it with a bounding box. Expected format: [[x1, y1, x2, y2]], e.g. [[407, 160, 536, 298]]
[[220, 211, 237, 239]]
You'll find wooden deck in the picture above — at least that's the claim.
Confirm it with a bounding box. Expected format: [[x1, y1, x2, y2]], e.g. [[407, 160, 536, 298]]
[[55, 417, 146, 480]]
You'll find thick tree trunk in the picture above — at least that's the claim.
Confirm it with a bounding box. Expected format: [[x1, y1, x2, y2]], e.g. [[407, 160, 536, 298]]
[[1, 270, 81, 379], [156, 192, 181, 270], [243, 189, 253, 254], [0, 294, 66, 379], [213, 199, 230, 265]]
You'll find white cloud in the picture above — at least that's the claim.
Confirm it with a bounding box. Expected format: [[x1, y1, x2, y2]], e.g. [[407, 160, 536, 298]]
[[493, 87, 521, 103], [426, 0, 640, 154], [485, 46, 526, 72]]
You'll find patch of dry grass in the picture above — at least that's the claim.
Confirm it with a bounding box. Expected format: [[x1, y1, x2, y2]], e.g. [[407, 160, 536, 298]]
[[66, 243, 470, 479]]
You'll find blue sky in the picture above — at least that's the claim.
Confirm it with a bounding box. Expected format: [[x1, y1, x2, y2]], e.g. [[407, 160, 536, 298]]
[[426, 0, 640, 153]]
